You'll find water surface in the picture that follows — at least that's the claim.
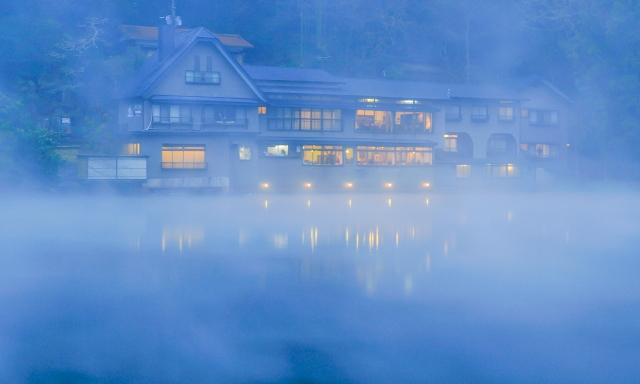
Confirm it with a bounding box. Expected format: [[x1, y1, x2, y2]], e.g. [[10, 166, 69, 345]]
[[1, 191, 639, 383]]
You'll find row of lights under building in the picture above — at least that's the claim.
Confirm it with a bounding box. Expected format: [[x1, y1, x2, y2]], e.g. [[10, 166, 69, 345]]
[[260, 182, 431, 189]]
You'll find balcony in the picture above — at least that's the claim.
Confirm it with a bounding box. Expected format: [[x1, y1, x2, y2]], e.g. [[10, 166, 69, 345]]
[[150, 116, 194, 131], [498, 115, 514, 122], [161, 162, 208, 169], [201, 118, 248, 128]]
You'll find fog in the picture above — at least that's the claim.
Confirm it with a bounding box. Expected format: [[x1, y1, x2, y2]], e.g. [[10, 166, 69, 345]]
[[1, 191, 639, 382]]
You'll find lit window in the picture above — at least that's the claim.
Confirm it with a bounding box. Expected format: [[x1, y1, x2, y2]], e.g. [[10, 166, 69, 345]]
[[302, 145, 343, 166], [456, 164, 471, 178], [356, 110, 432, 133], [499, 106, 514, 121], [356, 146, 432, 166], [239, 146, 251, 160], [162, 145, 206, 169], [394, 112, 432, 133], [124, 143, 140, 156], [356, 110, 393, 132], [258, 106, 267, 115], [484, 164, 520, 178], [358, 98, 379, 103], [397, 99, 419, 104], [444, 134, 458, 152], [265, 145, 289, 157], [521, 109, 529, 117], [345, 148, 354, 163]]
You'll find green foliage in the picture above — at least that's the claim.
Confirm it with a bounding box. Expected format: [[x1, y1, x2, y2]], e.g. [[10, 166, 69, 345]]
[[0, 93, 61, 187]]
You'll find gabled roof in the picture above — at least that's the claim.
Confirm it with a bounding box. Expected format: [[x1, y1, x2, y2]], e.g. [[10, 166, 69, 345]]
[[119, 25, 253, 49], [499, 76, 572, 102], [117, 28, 265, 102]]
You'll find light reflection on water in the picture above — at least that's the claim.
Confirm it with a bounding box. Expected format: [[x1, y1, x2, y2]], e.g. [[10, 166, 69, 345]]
[[1, 192, 640, 382]]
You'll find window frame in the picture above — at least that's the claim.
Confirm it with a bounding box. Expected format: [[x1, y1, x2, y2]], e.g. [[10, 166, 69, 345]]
[[356, 109, 432, 133], [185, 70, 221, 85], [152, 104, 192, 125], [471, 105, 489, 122], [161, 145, 206, 169], [356, 146, 433, 166], [268, 107, 342, 132], [302, 145, 344, 166]]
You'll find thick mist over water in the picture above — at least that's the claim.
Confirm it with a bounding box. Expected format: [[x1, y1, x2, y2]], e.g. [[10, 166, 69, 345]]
[[1, 191, 639, 382]]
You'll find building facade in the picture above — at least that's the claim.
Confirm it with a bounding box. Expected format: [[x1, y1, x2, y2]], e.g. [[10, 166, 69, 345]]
[[114, 23, 570, 192]]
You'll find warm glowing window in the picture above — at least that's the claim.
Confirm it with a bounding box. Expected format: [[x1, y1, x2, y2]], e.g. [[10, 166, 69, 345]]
[[456, 164, 471, 178], [239, 146, 251, 160], [268, 108, 341, 131], [358, 98, 379, 103], [356, 146, 432, 166], [265, 145, 289, 157], [394, 112, 432, 133], [162, 145, 206, 169], [124, 143, 140, 156], [258, 106, 267, 115], [499, 106, 514, 121], [485, 164, 520, 178], [355, 110, 393, 132], [444, 135, 458, 152], [345, 147, 354, 163], [302, 145, 343, 166]]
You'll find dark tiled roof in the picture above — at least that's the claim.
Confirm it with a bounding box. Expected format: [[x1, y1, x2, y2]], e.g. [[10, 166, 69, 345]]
[[117, 28, 265, 101], [340, 78, 451, 100], [243, 65, 343, 84], [119, 25, 253, 48], [242, 65, 521, 100]]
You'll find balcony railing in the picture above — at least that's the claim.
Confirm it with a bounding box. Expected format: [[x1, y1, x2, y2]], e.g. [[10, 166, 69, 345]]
[[201, 118, 248, 127], [152, 116, 193, 124], [445, 113, 462, 122], [161, 162, 207, 169], [498, 115, 514, 122]]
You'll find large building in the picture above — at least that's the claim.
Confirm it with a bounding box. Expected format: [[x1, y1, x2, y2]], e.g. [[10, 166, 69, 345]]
[[108, 20, 570, 192]]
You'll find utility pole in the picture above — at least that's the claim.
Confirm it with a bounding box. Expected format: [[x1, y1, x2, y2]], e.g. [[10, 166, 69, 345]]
[[300, 0, 304, 65]]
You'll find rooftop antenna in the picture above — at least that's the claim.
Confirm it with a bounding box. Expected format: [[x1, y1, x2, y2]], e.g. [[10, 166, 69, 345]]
[[165, 0, 182, 26]]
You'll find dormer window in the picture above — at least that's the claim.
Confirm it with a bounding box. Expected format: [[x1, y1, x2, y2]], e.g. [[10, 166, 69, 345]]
[[185, 70, 220, 84]]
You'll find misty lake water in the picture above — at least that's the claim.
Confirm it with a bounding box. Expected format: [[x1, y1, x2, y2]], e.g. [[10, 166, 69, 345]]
[[1, 191, 639, 383]]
